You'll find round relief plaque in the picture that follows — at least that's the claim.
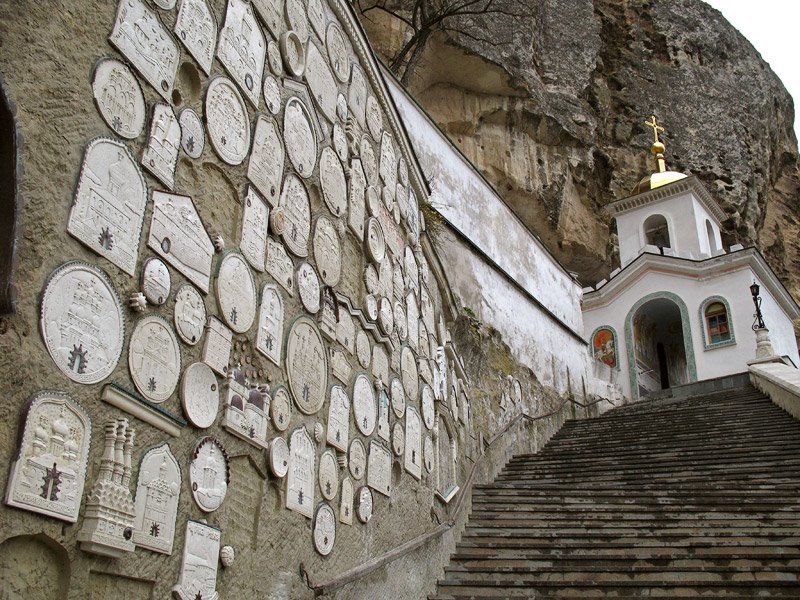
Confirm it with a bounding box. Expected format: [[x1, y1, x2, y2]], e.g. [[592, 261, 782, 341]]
[[326, 23, 351, 84], [353, 374, 376, 436], [394, 301, 407, 341], [286, 317, 328, 415], [377, 297, 394, 336], [356, 486, 372, 523], [337, 94, 348, 122], [364, 294, 378, 322], [366, 186, 381, 217], [421, 384, 435, 430], [190, 437, 229, 512], [313, 216, 342, 287], [333, 122, 348, 163], [40, 261, 124, 384], [319, 147, 347, 218], [349, 438, 366, 480], [174, 284, 206, 346], [365, 95, 383, 142], [263, 76, 281, 115], [283, 97, 317, 177], [390, 377, 405, 418], [319, 450, 339, 501], [401, 346, 419, 402], [269, 436, 290, 478], [392, 422, 405, 457], [423, 436, 434, 473], [91, 58, 146, 140], [205, 77, 251, 166], [129, 315, 182, 403], [181, 361, 220, 428], [141, 257, 171, 306], [280, 31, 306, 78], [355, 330, 371, 369], [364, 264, 379, 295], [365, 217, 385, 264], [179, 107, 205, 159], [216, 252, 257, 334], [361, 137, 378, 186], [313, 503, 336, 556], [296, 262, 321, 314], [267, 40, 283, 76], [279, 174, 312, 257], [271, 386, 293, 431]]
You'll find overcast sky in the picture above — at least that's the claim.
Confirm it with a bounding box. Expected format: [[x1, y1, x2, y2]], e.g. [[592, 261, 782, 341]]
[[704, 0, 800, 140]]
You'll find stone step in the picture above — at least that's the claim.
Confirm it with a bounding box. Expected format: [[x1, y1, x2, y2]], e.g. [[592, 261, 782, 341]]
[[452, 544, 800, 559], [468, 513, 800, 526], [449, 555, 800, 570]]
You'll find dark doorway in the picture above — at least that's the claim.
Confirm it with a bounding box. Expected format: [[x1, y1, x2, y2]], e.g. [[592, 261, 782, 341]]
[[657, 342, 670, 389]]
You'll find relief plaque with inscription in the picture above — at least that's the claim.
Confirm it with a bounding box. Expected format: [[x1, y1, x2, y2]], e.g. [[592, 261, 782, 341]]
[[367, 440, 391, 497], [248, 115, 284, 206], [205, 76, 252, 166], [215, 251, 257, 334], [326, 385, 350, 452], [218, 0, 265, 107], [255, 283, 283, 366], [91, 58, 146, 140], [129, 315, 182, 403], [286, 317, 328, 415], [175, 0, 217, 75], [287, 426, 316, 518]]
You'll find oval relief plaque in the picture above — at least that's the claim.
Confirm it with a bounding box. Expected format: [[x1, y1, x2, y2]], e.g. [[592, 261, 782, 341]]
[[190, 437, 229, 512], [319, 146, 347, 218], [365, 217, 386, 264], [286, 317, 328, 415], [355, 330, 371, 369], [423, 435, 434, 473], [129, 315, 182, 403], [313, 503, 336, 556], [142, 257, 171, 306], [421, 383, 435, 430], [333, 122, 348, 162], [262, 76, 282, 115], [313, 215, 342, 287], [296, 262, 321, 314], [269, 436, 290, 478], [392, 422, 405, 457], [215, 252, 257, 334], [278, 173, 311, 257], [401, 346, 419, 402], [40, 261, 124, 384], [326, 23, 351, 84], [365, 95, 382, 142], [205, 77, 251, 166], [174, 284, 206, 346], [92, 57, 146, 140], [377, 296, 394, 336], [283, 97, 317, 177], [271, 386, 293, 431], [349, 438, 366, 480], [267, 40, 283, 76], [353, 374, 376, 436], [360, 136, 379, 187], [181, 361, 220, 428], [390, 377, 405, 418], [285, 0, 310, 40], [319, 450, 339, 501], [356, 486, 372, 523], [179, 107, 205, 159]]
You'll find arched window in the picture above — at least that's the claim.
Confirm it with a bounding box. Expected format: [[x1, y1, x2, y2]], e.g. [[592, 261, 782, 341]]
[[700, 296, 736, 348], [706, 220, 718, 254], [643, 214, 671, 252]]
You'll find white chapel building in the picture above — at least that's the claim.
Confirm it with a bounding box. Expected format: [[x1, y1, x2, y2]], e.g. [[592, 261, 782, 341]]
[[582, 118, 800, 400]]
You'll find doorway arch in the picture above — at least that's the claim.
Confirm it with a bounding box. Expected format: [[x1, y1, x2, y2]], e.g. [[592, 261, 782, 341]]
[[625, 291, 697, 400]]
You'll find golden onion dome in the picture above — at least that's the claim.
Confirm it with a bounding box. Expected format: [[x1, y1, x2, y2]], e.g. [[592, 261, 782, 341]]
[[631, 115, 687, 195]]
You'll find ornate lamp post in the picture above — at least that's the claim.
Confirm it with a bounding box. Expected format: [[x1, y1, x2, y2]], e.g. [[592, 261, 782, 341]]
[[750, 281, 766, 330], [749, 280, 775, 360]]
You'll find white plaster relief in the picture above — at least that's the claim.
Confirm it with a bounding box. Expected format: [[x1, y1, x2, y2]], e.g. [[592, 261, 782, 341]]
[[287, 426, 316, 518], [313, 215, 342, 286], [285, 0, 310, 40], [326, 22, 351, 84], [348, 64, 367, 127], [222, 368, 270, 449], [269, 436, 290, 478], [174, 284, 206, 346], [297, 262, 322, 314], [405, 406, 422, 479], [5, 391, 91, 523], [421, 383, 435, 430], [348, 438, 366, 480], [267, 41, 283, 77], [179, 107, 205, 158], [252, 0, 282, 38], [271, 386, 293, 431], [348, 158, 367, 241], [218, 0, 265, 108], [142, 102, 181, 189], [255, 283, 284, 366], [202, 316, 233, 376], [360, 136, 379, 187], [149, 190, 214, 293], [109, 0, 179, 101], [365, 95, 383, 142], [394, 300, 407, 341], [401, 345, 419, 403], [305, 41, 338, 123], [91, 58, 146, 139], [172, 520, 221, 600], [263, 75, 282, 115], [406, 291, 419, 352], [129, 315, 181, 403], [181, 361, 219, 428], [424, 435, 434, 473], [307, 0, 326, 39], [319, 287, 339, 340], [377, 387, 390, 442], [367, 440, 391, 497], [333, 122, 349, 162], [390, 377, 405, 418], [336, 309, 355, 354], [319, 450, 339, 501], [355, 329, 371, 369], [189, 436, 229, 512], [371, 343, 389, 386], [366, 217, 386, 264], [392, 421, 404, 457], [378, 296, 394, 336], [319, 146, 347, 218], [313, 502, 336, 556], [68, 138, 148, 276], [279, 173, 312, 257], [142, 257, 171, 306], [286, 317, 328, 415], [205, 76, 252, 166], [339, 477, 353, 525], [240, 186, 270, 272], [280, 30, 306, 78], [326, 385, 351, 452], [377, 202, 403, 259], [133, 443, 180, 554], [215, 251, 257, 334], [284, 96, 318, 178], [175, 0, 217, 75], [353, 373, 376, 436], [266, 236, 296, 296]]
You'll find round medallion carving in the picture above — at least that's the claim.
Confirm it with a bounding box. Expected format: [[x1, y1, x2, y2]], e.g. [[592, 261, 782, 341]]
[[286, 317, 328, 415]]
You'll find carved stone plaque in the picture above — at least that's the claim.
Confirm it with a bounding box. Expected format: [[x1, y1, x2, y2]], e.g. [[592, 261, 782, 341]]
[[253, 0, 282, 38], [266, 236, 296, 295], [366, 95, 383, 142], [280, 30, 306, 77], [205, 76, 252, 166], [174, 284, 206, 346], [325, 385, 350, 452], [348, 64, 367, 127], [333, 122, 348, 162], [380, 132, 398, 191], [420, 284, 435, 333], [405, 406, 422, 479], [424, 435, 434, 473], [279, 174, 312, 257], [390, 377, 405, 418], [69, 138, 148, 276], [284, 97, 318, 178], [337, 93, 348, 121], [203, 316, 233, 376], [267, 40, 283, 76], [401, 346, 419, 403], [149, 191, 214, 292], [218, 0, 265, 106], [364, 264, 379, 295], [287, 426, 316, 518], [175, 0, 216, 74], [394, 301, 407, 341], [307, 0, 326, 39], [216, 251, 257, 334], [286, 0, 310, 40], [181, 361, 219, 428], [305, 42, 337, 123], [356, 330, 371, 369], [179, 107, 205, 158], [361, 136, 379, 186], [348, 158, 367, 241], [406, 291, 419, 352], [129, 315, 181, 403], [348, 438, 366, 480], [286, 317, 328, 415], [4, 391, 91, 522], [263, 75, 282, 115], [319, 450, 339, 501], [240, 187, 269, 272], [271, 386, 292, 431], [326, 23, 351, 84], [366, 185, 381, 217], [142, 257, 171, 306], [109, 0, 179, 101], [92, 58, 146, 139], [392, 421, 405, 456], [190, 437, 229, 512], [337, 310, 355, 354], [142, 102, 181, 189], [269, 436, 290, 478], [354, 486, 372, 524], [297, 262, 321, 314], [314, 502, 336, 556], [248, 116, 284, 206], [133, 443, 180, 554], [41, 262, 124, 384], [371, 343, 389, 385], [366, 217, 386, 264], [421, 383, 435, 430], [312, 215, 342, 286], [319, 147, 347, 218], [353, 374, 376, 436], [377, 388, 390, 442], [331, 349, 352, 384], [340, 477, 354, 524], [378, 296, 394, 336], [173, 520, 221, 600], [367, 440, 391, 497], [255, 284, 283, 366]]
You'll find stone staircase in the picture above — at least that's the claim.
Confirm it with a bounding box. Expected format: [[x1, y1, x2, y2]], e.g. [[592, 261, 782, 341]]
[[430, 382, 800, 598]]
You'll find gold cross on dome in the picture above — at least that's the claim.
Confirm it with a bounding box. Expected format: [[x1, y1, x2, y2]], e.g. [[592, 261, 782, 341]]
[[644, 115, 665, 144]]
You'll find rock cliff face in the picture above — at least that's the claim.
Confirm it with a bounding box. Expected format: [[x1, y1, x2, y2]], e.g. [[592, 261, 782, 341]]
[[359, 0, 800, 296]]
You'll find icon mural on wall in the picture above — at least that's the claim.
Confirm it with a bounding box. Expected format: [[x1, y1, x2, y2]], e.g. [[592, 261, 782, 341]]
[[205, 76, 252, 166], [218, 0, 265, 108], [179, 107, 205, 159], [91, 58, 146, 140], [68, 138, 148, 276], [174, 0, 217, 75], [132, 442, 181, 555], [215, 251, 257, 334], [189, 436, 229, 513], [286, 317, 328, 415], [181, 361, 219, 429], [255, 283, 284, 367], [592, 327, 617, 368], [172, 520, 221, 600], [128, 315, 182, 403], [5, 391, 91, 522], [287, 426, 316, 518], [40, 261, 125, 384], [141, 102, 181, 190]]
